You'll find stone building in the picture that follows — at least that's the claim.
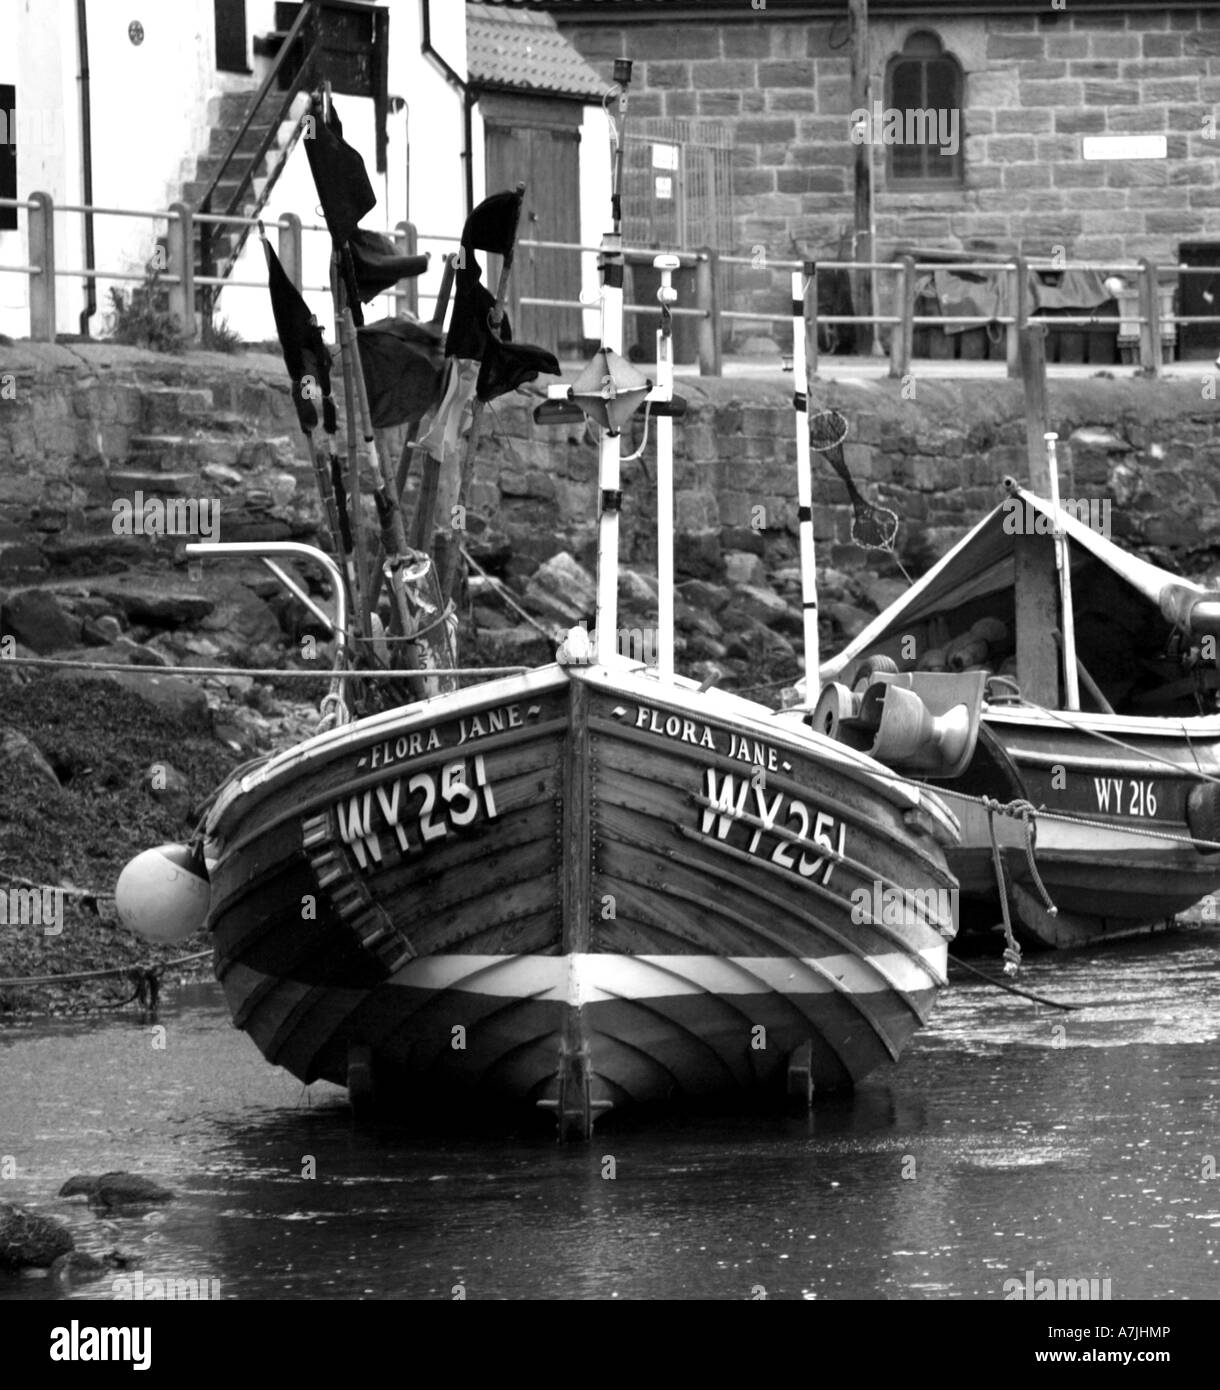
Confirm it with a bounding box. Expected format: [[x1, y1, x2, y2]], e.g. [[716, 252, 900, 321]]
[[499, 0, 1220, 357]]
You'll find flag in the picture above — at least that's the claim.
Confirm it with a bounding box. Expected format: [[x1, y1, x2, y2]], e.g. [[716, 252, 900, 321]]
[[356, 316, 445, 430], [349, 227, 430, 303], [444, 189, 559, 402], [462, 188, 523, 257], [303, 95, 376, 244], [262, 237, 335, 435]]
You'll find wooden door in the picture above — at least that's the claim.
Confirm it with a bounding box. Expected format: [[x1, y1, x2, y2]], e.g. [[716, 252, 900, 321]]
[[214, 0, 250, 74], [482, 95, 584, 357]]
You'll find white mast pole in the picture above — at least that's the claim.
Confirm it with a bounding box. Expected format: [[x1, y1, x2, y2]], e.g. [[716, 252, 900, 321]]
[[1045, 430, 1080, 711], [793, 267, 820, 707], [593, 61, 633, 666], [653, 253, 678, 681]]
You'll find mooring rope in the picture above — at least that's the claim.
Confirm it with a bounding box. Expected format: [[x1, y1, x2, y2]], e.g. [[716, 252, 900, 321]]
[[0, 655, 530, 679]]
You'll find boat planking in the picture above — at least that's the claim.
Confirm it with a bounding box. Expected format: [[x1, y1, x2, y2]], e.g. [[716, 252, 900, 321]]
[[205, 660, 961, 1127]]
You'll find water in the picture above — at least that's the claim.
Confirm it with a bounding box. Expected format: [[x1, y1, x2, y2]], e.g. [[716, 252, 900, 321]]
[[1, 926, 1218, 1301]]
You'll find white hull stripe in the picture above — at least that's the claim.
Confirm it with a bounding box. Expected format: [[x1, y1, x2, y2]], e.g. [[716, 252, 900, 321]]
[[389, 950, 946, 1002]]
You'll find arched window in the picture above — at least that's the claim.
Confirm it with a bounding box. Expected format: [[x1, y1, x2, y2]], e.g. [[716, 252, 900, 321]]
[[885, 31, 964, 187]]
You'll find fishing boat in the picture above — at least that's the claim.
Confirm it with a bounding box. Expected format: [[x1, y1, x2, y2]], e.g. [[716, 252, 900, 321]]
[[117, 71, 980, 1137], [814, 460, 1220, 949]]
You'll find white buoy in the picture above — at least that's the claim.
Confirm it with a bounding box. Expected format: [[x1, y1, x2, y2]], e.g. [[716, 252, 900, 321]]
[[115, 844, 211, 944]]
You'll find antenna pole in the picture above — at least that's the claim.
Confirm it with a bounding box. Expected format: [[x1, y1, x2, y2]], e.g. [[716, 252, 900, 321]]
[[593, 60, 633, 665], [793, 264, 820, 706]]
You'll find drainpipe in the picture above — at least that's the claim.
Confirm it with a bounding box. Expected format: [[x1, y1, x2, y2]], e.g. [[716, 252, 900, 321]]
[[76, 0, 95, 336], [420, 0, 471, 215]]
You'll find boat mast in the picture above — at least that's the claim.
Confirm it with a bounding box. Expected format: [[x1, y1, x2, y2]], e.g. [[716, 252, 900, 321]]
[[793, 264, 820, 707], [653, 253, 679, 680], [1045, 431, 1081, 710], [593, 60, 633, 666]]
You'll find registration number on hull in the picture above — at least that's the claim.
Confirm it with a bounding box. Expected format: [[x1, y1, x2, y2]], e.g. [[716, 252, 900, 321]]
[[336, 754, 498, 871], [1092, 777, 1158, 818], [699, 768, 845, 887]]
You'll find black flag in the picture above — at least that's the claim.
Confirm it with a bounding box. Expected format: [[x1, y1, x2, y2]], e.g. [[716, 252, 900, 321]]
[[357, 316, 445, 430], [303, 95, 376, 244], [262, 237, 335, 435], [444, 189, 559, 401], [349, 227, 430, 303]]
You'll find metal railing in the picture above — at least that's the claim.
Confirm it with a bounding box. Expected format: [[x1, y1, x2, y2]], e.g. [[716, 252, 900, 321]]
[[2, 189, 1216, 379]]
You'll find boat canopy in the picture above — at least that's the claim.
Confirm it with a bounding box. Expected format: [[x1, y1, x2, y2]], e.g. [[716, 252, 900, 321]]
[[820, 486, 1220, 720]]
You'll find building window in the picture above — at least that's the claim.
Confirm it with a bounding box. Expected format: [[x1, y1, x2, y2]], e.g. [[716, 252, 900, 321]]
[[0, 85, 16, 231], [884, 31, 963, 188]]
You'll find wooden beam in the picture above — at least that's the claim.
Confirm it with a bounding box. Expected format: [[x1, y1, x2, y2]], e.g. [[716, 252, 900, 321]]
[[1019, 324, 1052, 494], [849, 0, 874, 355], [1014, 532, 1061, 708]]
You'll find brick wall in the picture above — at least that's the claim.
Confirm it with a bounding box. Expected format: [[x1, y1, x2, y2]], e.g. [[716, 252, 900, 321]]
[[558, 6, 1220, 333]]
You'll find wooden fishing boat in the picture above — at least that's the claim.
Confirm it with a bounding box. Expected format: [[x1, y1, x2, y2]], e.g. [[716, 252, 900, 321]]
[[118, 72, 981, 1137], [816, 475, 1220, 948], [202, 656, 963, 1132]]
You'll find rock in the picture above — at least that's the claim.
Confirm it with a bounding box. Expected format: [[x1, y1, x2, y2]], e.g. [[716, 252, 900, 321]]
[[677, 579, 730, 614], [729, 584, 789, 625], [619, 569, 658, 607], [859, 575, 908, 613], [88, 577, 214, 626], [0, 1202, 75, 1269], [49, 1248, 132, 1285], [198, 580, 283, 652], [675, 529, 722, 581], [0, 589, 81, 653], [825, 600, 874, 639], [723, 550, 768, 587], [523, 552, 596, 625], [0, 725, 61, 789], [143, 760, 192, 821], [81, 614, 123, 645], [56, 666, 211, 730], [479, 624, 553, 667], [59, 1173, 175, 1210], [1068, 427, 1129, 452]]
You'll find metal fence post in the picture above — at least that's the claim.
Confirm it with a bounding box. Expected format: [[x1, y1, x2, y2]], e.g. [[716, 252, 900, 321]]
[[888, 254, 914, 379], [278, 212, 303, 290], [1006, 256, 1027, 378], [695, 248, 722, 376], [166, 202, 196, 342], [395, 220, 419, 318], [1138, 256, 1162, 377], [27, 191, 56, 342]]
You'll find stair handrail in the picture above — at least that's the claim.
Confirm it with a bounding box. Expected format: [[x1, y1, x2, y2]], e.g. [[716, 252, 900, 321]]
[[198, 0, 324, 287]]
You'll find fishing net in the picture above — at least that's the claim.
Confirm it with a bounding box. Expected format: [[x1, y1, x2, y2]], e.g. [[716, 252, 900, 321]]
[[807, 408, 900, 552]]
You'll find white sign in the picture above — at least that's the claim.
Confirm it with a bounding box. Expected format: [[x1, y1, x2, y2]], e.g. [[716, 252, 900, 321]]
[[652, 142, 679, 170], [655, 175, 673, 200], [1081, 135, 1167, 161]]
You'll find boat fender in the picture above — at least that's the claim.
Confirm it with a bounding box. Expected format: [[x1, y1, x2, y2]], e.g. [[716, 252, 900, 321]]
[[115, 843, 211, 943], [1185, 782, 1220, 855], [862, 683, 973, 774]]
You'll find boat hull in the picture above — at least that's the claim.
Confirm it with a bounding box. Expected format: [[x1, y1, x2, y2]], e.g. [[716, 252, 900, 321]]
[[204, 663, 957, 1128], [945, 707, 1220, 946]]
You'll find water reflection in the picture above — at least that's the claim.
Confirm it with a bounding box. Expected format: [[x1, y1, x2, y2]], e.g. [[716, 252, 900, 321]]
[[1, 929, 1217, 1299]]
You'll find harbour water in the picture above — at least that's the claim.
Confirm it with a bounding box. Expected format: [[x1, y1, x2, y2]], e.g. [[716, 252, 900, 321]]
[[1, 924, 1217, 1301]]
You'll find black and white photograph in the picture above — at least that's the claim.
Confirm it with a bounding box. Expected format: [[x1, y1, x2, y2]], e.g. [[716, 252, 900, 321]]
[[0, 0, 1216, 1339]]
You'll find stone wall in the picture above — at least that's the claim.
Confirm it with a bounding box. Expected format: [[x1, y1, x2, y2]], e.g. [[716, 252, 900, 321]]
[[557, 6, 1220, 324], [4, 344, 1220, 600]]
